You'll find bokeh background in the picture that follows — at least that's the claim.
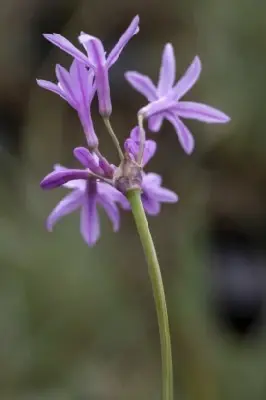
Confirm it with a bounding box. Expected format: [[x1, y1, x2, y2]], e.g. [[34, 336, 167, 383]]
[[1, 0, 266, 398]]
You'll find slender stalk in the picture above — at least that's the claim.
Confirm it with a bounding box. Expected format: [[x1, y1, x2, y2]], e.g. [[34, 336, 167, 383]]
[[127, 189, 173, 400], [137, 113, 145, 164], [103, 117, 124, 161]]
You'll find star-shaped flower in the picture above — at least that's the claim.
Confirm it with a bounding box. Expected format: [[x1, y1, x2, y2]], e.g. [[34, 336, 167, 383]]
[[40, 148, 128, 246], [37, 60, 98, 149], [44, 15, 139, 117], [125, 43, 230, 154]]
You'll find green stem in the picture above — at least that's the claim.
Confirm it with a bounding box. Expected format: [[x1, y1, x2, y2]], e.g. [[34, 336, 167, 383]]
[[103, 117, 124, 161], [127, 189, 173, 400]]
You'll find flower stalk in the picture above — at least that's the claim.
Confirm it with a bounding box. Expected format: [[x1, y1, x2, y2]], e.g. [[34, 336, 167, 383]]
[[127, 188, 173, 400], [103, 117, 124, 161]]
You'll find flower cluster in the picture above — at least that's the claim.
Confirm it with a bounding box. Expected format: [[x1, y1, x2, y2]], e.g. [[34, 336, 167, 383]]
[[38, 15, 230, 246]]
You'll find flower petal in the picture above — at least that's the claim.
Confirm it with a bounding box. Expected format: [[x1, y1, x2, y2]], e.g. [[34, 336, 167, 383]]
[[171, 56, 202, 100], [53, 165, 86, 190], [97, 194, 120, 232], [78, 35, 106, 66], [157, 43, 176, 96], [148, 115, 164, 132], [78, 109, 99, 148], [47, 190, 83, 231], [142, 172, 162, 186], [175, 101, 230, 123], [55, 64, 78, 105], [146, 185, 178, 203], [97, 182, 129, 209], [69, 60, 96, 105], [125, 71, 157, 102], [41, 169, 88, 189], [97, 154, 114, 177], [130, 126, 140, 142], [73, 147, 102, 173], [36, 79, 75, 106], [80, 190, 100, 246], [78, 36, 112, 116], [107, 15, 140, 67], [124, 138, 139, 158], [43, 34, 91, 66], [143, 140, 157, 166], [140, 98, 176, 118], [141, 194, 161, 215], [95, 66, 111, 116], [165, 112, 195, 154]]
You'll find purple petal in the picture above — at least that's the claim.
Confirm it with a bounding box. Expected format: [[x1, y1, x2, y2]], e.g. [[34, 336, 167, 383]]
[[157, 43, 176, 96], [130, 126, 140, 142], [97, 182, 129, 209], [124, 138, 139, 158], [146, 185, 178, 203], [69, 60, 96, 105], [36, 79, 74, 106], [78, 35, 106, 66], [165, 112, 195, 154], [142, 172, 162, 186], [78, 108, 99, 149], [68, 62, 98, 146], [98, 155, 114, 177], [53, 164, 85, 190], [148, 115, 164, 132], [140, 98, 176, 118], [95, 66, 111, 116], [43, 34, 91, 66], [175, 101, 230, 123], [143, 140, 157, 166], [41, 169, 88, 189], [47, 190, 84, 231], [55, 64, 78, 105], [80, 190, 100, 246], [107, 15, 140, 67], [171, 56, 202, 100], [78, 36, 111, 116], [125, 71, 157, 102], [73, 147, 102, 173], [97, 194, 120, 231], [141, 194, 161, 215]]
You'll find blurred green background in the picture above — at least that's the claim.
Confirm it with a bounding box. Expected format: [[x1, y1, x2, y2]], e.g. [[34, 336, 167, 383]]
[[1, 0, 266, 398]]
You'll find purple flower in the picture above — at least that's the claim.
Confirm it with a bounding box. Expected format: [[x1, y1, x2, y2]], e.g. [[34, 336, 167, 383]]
[[124, 127, 178, 214], [40, 149, 128, 246], [37, 60, 98, 149], [125, 43, 230, 154], [141, 173, 178, 215], [44, 15, 139, 117]]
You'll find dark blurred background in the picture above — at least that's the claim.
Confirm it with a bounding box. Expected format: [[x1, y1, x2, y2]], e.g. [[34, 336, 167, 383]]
[[1, 0, 266, 398]]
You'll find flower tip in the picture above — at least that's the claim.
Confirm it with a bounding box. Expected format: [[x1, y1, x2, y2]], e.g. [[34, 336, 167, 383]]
[[40, 178, 49, 189], [223, 114, 231, 123], [164, 42, 174, 52], [43, 33, 55, 40], [36, 79, 43, 87], [185, 146, 195, 155], [194, 55, 202, 70], [78, 33, 96, 44], [132, 14, 140, 29], [46, 219, 54, 232]]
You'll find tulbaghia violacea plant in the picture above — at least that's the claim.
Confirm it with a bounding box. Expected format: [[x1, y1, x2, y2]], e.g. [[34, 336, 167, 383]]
[[38, 15, 230, 400]]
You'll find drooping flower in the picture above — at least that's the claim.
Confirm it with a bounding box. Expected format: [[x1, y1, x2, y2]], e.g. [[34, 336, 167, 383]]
[[124, 127, 178, 214], [125, 43, 230, 154], [40, 148, 128, 246], [37, 60, 98, 149], [44, 15, 140, 117]]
